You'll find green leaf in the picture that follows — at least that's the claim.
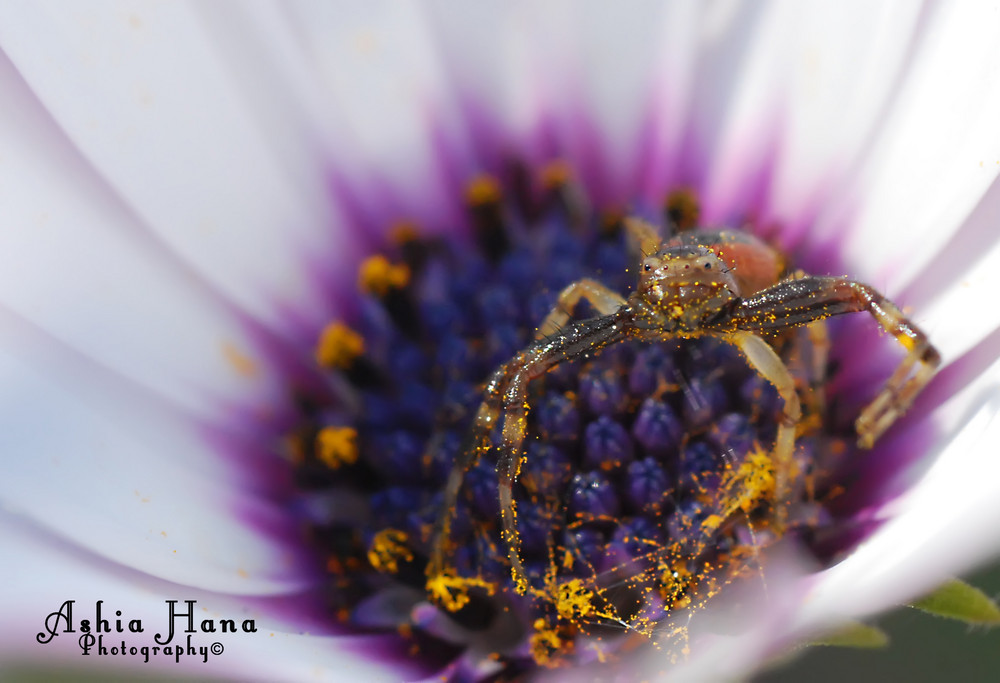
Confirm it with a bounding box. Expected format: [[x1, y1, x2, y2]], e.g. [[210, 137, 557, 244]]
[[909, 578, 1000, 625], [811, 621, 890, 649]]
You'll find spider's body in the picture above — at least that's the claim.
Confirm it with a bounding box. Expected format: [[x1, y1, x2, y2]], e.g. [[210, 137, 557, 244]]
[[429, 217, 939, 600], [624, 228, 782, 334]]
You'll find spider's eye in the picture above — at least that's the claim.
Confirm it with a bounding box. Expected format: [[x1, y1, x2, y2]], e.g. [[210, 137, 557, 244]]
[[704, 262, 712, 270], [643, 263, 652, 272]]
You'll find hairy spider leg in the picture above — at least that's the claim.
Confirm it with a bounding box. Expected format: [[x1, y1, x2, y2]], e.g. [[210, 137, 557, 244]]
[[535, 278, 627, 339], [498, 315, 629, 592], [427, 378, 502, 582], [731, 276, 940, 449], [429, 313, 629, 593]]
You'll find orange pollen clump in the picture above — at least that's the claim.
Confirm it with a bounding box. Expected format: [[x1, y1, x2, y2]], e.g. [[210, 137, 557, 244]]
[[359, 254, 411, 296], [315, 321, 365, 369], [426, 572, 497, 612], [368, 528, 413, 575], [315, 426, 359, 469]]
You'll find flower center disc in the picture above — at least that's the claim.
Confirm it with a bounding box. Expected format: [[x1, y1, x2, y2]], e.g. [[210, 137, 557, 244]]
[[287, 164, 857, 673]]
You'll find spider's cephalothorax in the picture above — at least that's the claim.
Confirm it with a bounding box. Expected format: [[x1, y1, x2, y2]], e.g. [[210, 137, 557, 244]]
[[429, 215, 940, 605]]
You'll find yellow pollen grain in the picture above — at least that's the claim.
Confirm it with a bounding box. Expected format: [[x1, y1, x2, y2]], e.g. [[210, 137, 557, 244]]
[[316, 426, 359, 469], [359, 254, 410, 296], [315, 321, 364, 369], [530, 619, 566, 668], [222, 342, 258, 378], [368, 528, 413, 575], [465, 174, 502, 205], [898, 333, 917, 351], [554, 579, 597, 621], [426, 572, 496, 612], [701, 514, 725, 534]]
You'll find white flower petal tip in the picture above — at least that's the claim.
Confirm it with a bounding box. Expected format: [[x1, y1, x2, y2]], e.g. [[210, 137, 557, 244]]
[[800, 398, 1000, 628], [0, 2, 346, 330]]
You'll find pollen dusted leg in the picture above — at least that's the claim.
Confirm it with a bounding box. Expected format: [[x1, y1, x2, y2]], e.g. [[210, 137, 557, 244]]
[[733, 276, 940, 448], [432, 315, 627, 594], [427, 367, 503, 584], [848, 284, 940, 447], [727, 331, 802, 525]]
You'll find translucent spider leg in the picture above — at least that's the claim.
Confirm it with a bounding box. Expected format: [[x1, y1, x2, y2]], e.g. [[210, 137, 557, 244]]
[[624, 217, 662, 263], [732, 276, 940, 448], [431, 313, 628, 592], [786, 271, 831, 418], [535, 278, 627, 338], [427, 369, 504, 581], [726, 331, 801, 525], [495, 315, 628, 592], [805, 321, 831, 417]]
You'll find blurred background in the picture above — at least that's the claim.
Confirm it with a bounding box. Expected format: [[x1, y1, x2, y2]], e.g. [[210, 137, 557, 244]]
[[759, 560, 1000, 682]]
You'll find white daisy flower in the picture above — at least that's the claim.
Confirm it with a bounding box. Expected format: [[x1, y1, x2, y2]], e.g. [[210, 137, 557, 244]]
[[2, 2, 1000, 682]]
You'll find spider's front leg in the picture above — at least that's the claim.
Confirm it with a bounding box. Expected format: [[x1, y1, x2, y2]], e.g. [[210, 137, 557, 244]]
[[434, 314, 629, 594], [535, 278, 627, 339], [502, 315, 629, 592], [733, 276, 940, 448]]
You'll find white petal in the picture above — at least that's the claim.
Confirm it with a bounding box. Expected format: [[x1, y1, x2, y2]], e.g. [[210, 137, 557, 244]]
[[916, 233, 1000, 366], [0, 53, 296, 422], [281, 0, 472, 228], [0, 0, 342, 330], [502, 0, 677, 205], [833, 0, 1000, 287], [0, 320, 313, 595], [890, 175, 1000, 379], [0, 513, 405, 682], [680, 1, 924, 227], [800, 376, 1000, 626], [420, 0, 541, 142], [426, 0, 700, 206], [757, 2, 923, 233]]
